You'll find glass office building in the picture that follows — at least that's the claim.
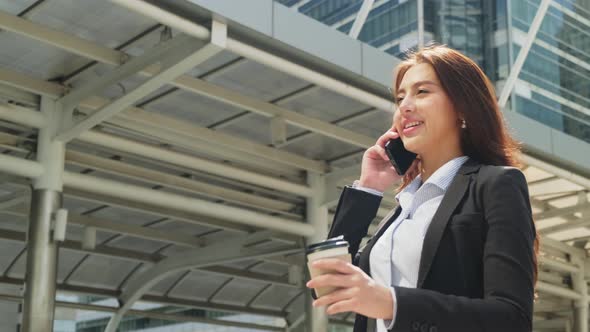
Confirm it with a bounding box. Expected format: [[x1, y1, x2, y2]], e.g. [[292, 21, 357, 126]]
[[277, 0, 590, 143]]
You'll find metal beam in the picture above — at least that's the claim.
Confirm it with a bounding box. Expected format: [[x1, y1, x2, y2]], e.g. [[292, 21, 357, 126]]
[[57, 34, 197, 112], [77, 130, 314, 197], [0, 102, 46, 129], [0, 67, 325, 176], [542, 236, 587, 258], [106, 105, 328, 173], [0, 81, 39, 107], [535, 202, 590, 221], [56, 31, 224, 142], [209, 84, 318, 130], [169, 67, 376, 148], [63, 186, 298, 242], [0, 154, 385, 244], [61, 24, 163, 85], [0, 185, 297, 253], [0, 10, 388, 143], [0, 191, 29, 210], [65, 150, 298, 215], [276, 107, 379, 149], [62, 171, 315, 237], [0, 226, 297, 288], [69, 212, 200, 248], [498, 0, 551, 108], [3, 177, 258, 236], [539, 216, 590, 236], [59, 300, 284, 332], [0, 9, 124, 65], [349, 0, 375, 39], [111, 0, 393, 111], [0, 66, 58, 99], [522, 154, 590, 191], [0, 97, 315, 196], [537, 281, 582, 301], [0, 65, 372, 174], [104, 231, 299, 332], [0, 226, 577, 310], [533, 318, 570, 330], [0, 153, 43, 180], [540, 256, 581, 274], [202, 266, 293, 287], [0, 276, 287, 318], [135, 56, 247, 108]]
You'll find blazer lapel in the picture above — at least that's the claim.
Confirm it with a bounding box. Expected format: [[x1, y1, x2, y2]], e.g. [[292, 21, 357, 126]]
[[374, 205, 401, 238], [417, 159, 481, 288], [358, 206, 402, 275]]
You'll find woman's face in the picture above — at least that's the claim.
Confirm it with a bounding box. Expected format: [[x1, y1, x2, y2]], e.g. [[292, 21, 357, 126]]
[[392, 63, 462, 157]]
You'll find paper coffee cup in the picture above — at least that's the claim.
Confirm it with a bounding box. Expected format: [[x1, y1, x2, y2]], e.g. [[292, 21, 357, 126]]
[[306, 235, 351, 298]]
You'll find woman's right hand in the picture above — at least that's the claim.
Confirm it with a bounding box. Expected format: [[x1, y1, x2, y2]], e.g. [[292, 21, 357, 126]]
[[358, 130, 405, 192]]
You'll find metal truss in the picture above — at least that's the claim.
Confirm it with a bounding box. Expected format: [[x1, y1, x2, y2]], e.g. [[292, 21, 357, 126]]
[[104, 231, 300, 332]]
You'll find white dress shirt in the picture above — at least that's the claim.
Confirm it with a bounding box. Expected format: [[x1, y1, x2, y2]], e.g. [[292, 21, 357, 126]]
[[355, 156, 469, 331]]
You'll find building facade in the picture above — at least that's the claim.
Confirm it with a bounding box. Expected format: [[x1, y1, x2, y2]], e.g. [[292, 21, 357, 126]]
[[278, 0, 590, 143]]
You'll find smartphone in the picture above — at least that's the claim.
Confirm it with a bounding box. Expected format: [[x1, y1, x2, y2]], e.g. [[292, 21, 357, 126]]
[[384, 138, 417, 176]]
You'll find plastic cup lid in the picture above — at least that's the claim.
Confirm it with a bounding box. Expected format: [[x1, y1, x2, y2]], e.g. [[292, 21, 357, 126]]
[[306, 235, 349, 255]]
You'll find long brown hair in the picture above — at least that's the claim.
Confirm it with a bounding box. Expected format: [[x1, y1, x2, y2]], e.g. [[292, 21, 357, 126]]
[[392, 44, 539, 293]]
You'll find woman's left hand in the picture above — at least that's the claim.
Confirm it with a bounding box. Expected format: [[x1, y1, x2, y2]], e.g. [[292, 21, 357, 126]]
[[306, 258, 394, 319]]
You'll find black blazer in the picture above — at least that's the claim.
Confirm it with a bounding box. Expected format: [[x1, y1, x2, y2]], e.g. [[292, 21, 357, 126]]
[[328, 159, 536, 332]]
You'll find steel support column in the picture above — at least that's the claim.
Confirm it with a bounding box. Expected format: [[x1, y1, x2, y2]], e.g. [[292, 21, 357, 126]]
[[306, 173, 329, 332], [21, 96, 65, 332], [572, 256, 589, 332]]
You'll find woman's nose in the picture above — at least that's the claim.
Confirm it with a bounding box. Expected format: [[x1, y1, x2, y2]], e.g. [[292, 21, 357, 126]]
[[398, 97, 415, 113]]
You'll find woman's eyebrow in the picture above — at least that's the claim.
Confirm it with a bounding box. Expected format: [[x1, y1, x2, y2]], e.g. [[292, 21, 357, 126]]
[[396, 80, 437, 94]]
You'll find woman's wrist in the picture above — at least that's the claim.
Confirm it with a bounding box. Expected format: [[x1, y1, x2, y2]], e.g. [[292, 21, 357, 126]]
[[353, 180, 384, 196], [377, 284, 394, 320], [358, 178, 386, 192]]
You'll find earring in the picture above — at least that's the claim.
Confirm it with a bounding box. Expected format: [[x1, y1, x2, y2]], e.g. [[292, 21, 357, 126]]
[[461, 119, 467, 129]]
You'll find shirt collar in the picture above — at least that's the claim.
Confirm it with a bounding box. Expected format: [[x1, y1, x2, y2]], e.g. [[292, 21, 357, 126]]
[[424, 156, 469, 191], [395, 156, 469, 202]]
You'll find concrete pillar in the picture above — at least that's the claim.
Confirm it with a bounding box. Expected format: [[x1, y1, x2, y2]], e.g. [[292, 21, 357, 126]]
[[306, 173, 329, 332]]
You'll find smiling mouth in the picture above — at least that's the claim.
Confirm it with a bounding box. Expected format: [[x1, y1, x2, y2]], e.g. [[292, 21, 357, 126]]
[[404, 121, 423, 129]]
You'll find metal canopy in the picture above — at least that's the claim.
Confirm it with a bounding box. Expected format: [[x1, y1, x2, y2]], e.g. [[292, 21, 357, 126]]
[[0, 0, 588, 331]]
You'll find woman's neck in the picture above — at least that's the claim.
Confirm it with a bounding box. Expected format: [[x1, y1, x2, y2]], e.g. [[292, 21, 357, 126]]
[[419, 148, 464, 183]]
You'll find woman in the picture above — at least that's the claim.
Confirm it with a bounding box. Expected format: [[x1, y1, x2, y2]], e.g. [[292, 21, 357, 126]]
[[306, 44, 538, 332]]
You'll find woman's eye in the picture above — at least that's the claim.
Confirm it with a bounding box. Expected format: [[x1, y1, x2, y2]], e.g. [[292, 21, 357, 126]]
[[417, 89, 428, 94], [396, 96, 404, 103]]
